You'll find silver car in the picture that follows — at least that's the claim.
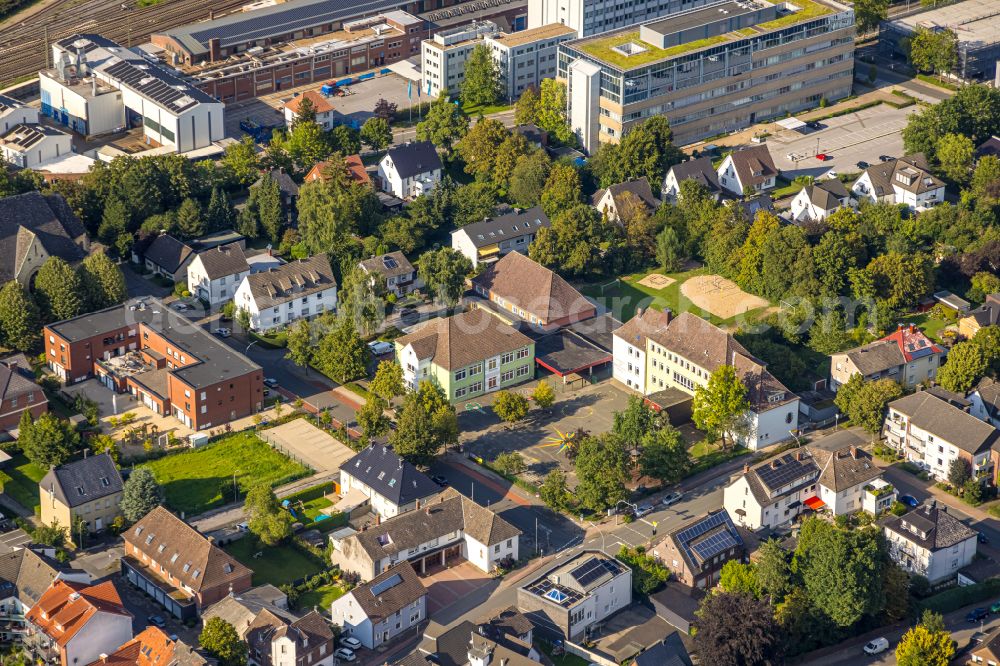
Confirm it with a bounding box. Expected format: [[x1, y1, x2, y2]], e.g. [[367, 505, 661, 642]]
[[661, 491, 683, 507]]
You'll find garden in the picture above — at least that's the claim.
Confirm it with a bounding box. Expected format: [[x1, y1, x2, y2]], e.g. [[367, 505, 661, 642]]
[[280, 483, 347, 532], [0, 454, 46, 513], [224, 537, 326, 587]]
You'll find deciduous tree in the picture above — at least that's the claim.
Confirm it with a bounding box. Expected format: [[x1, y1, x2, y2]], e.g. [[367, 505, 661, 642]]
[[284, 319, 314, 370], [493, 390, 530, 424], [416, 247, 472, 308], [18, 411, 78, 468], [244, 482, 293, 546], [937, 132, 975, 183], [854, 0, 889, 34], [937, 340, 987, 393], [834, 375, 903, 435], [34, 256, 83, 322], [694, 592, 784, 666], [416, 93, 469, 153], [638, 426, 689, 486], [508, 150, 551, 207], [120, 467, 164, 523], [360, 117, 393, 153], [0, 281, 41, 351], [200, 617, 247, 666], [529, 204, 603, 277], [370, 361, 405, 402], [460, 44, 502, 108], [536, 80, 574, 144], [456, 118, 509, 180], [692, 365, 751, 449], [539, 162, 583, 218], [573, 433, 630, 512], [896, 614, 954, 666], [77, 251, 127, 311], [532, 380, 555, 410], [315, 315, 369, 383], [514, 85, 539, 125]]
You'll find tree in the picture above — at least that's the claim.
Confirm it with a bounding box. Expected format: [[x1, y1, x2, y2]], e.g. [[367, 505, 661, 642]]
[[854, 252, 932, 311], [272, 118, 331, 170], [18, 411, 78, 468], [540, 163, 582, 218], [507, 150, 551, 207], [390, 382, 456, 464], [205, 186, 235, 232], [529, 204, 603, 277], [907, 27, 957, 75], [338, 266, 385, 338], [291, 95, 317, 126], [692, 365, 751, 448], [284, 319, 314, 370], [573, 433, 630, 512], [77, 251, 127, 311], [120, 467, 164, 523], [370, 361, 405, 402], [461, 44, 502, 107], [694, 592, 784, 666], [244, 482, 293, 546], [0, 281, 40, 351], [937, 339, 987, 392], [755, 539, 792, 602], [967, 271, 1000, 302], [98, 195, 130, 248], [315, 316, 369, 383], [719, 561, 762, 597], [456, 118, 509, 180], [532, 380, 555, 410], [493, 390, 530, 424], [175, 197, 205, 239], [948, 458, 971, 489], [539, 469, 571, 511], [807, 309, 854, 355], [514, 85, 539, 125], [537, 79, 573, 144], [253, 173, 284, 244], [834, 376, 903, 435], [357, 396, 391, 440], [199, 617, 247, 666], [360, 117, 393, 153], [896, 619, 954, 666], [373, 98, 398, 121], [221, 136, 260, 187], [494, 451, 526, 475], [613, 396, 656, 452], [973, 325, 1000, 374], [416, 247, 472, 308], [854, 0, 889, 34], [638, 426, 689, 486], [937, 132, 975, 183], [416, 92, 469, 153], [656, 226, 683, 273], [235, 306, 251, 333], [34, 256, 83, 322]]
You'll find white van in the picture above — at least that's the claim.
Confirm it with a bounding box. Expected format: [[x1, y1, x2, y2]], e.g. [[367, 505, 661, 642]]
[[863, 637, 889, 655]]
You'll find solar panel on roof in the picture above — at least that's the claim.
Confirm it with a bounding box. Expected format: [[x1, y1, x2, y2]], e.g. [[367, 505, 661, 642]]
[[370, 573, 402, 596], [675, 511, 729, 546], [756, 457, 814, 491], [382, 256, 398, 269], [570, 557, 613, 588], [690, 529, 740, 562]]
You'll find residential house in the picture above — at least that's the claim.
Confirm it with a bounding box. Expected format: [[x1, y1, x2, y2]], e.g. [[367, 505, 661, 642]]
[[516, 550, 631, 640], [512, 124, 548, 148], [0, 123, 74, 169], [394, 309, 535, 402], [728, 194, 775, 222], [24, 579, 132, 666], [662, 157, 721, 202], [807, 432, 888, 515], [970, 630, 1000, 665], [377, 141, 442, 199], [650, 510, 745, 589], [93, 626, 208, 666], [305, 154, 371, 187], [330, 562, 426, 649], [329, 487, 520, 581], [789, 178, 852, 222], [45, 298, 265, 430], [39, 454, 124, 538], [358, 251, 422, 298], [137, 234, 195, 283], [978, 136, 1000, 159], [591, 177, 659, 223], [245, 609, 334, 666], [202, 584, 295, 637], [0, 94, 38, 134], [340, 444, 442, 520], [234, 255, 337, 332], [0, 355, 48, 432], [723, 449, 821, 530], [252, 168, 300, 224], [471, 251, 596, 329], [0, 191, 89, 287], [851, 154, 945, 210], [884, 390, 1000, 483], [631, 634, 693, 666], [395, 612, 541, 666], [716, 145, 778, 196], [883, 502, 977, 583], [959, 293, 1000, 339], [971, 377, 1000, 429], [121, 506, 252, 619], [0, 548, 71, 643], [613, 309, 799, 450], [283, 91, 337, 130], [450, 207, 550, 269], [829, 324, 945, 391], [186, 243, 251, 306]]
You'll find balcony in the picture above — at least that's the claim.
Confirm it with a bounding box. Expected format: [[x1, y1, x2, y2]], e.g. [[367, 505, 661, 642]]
[[862, 480, 897, 515]]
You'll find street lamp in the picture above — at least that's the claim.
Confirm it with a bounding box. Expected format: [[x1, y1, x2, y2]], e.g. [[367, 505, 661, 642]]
[[233, 470, 242, 502], [245, 340, 259, 355], [789, 429, 803, 447]]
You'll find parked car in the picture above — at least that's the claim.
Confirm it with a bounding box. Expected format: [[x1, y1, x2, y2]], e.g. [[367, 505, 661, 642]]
[[340, 637, 362, 650], [856, 161, 870, 169], [899, 495, 919, 508], [967, 608, 989, 622], [214, 327, 232, 338], [863, 637, 889, 655], [430, 475, 449, 487], [880, 155, 894, 162], [147, 615, 166, 628], [989, 600, 1000, 614], [635, 503, 654, 518], [264, 378, 279, 388], [171, 303, 190, 311], [661, 491, 684, 507], [815, 153, 830, 161], [335, 648, 356, 662]]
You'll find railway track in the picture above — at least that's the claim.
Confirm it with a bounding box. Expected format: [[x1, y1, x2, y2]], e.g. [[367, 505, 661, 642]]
[[0, 0, 247, 86]]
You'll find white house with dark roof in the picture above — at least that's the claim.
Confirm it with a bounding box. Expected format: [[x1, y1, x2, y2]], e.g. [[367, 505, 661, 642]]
[[591, 177, 659, 223], [0, 95, 37, 134], [790, 178, 852, 222], [340, 444, 442, 520], [451, 206, 550, 268], [0, 123, 74, 169], [186, 243, 250, 306], [234, 255, 337, 332], [0, 191, 89, 288], [716, 145, 777, 196], [883, 502, 977, 583], [137, 233, 195, 283], [330, 562, 426, 649], [830, 323, 945, 391], [971, 377, 1000, 429], [851, 154, 945, 210], [358, 251, 422, 298], [662, 156, 721, 202], [377, 141, 442, 199]]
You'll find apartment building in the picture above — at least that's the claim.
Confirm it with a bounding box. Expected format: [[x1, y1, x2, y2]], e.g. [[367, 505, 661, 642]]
[[451, 207, 550, 269], [558, 0, 855, 151], [829, 324, 945, 391], [186, 243, 251, 306], [234, 255, 338, 332], [883, 503, 977, 583], [486, 24, 577, 101], [0, 548, 74, 644], [723, 449, 821, 530], [422, 21, 500, 98], [340, 444, 442, 520], [330, 562, 427, 649], [613, 308, 798, 449], [44, 299, 265, 430], [358, 251, 422, 298], [39, 454, 124, 539]]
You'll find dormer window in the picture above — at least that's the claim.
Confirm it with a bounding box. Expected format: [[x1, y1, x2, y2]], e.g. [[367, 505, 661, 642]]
[[183, 563, 191, 573], [145, 534, 154, 545], [100, 477, 110, 487], [76, 487, 85, 496], [192, 569, 201, 579], [157, 544, 166, 553]]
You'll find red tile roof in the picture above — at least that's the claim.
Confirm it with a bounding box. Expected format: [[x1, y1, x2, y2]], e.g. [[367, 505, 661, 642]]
[[284, 91, 333, 115], [880, 324, 943, 362], [26, 579, 130, 647], [90, 627, 207, 666], [304, 154, 371, 186]]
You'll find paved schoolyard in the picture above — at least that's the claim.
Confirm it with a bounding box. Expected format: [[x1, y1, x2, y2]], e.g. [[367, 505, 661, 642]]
[[422, 561, 496, 617]]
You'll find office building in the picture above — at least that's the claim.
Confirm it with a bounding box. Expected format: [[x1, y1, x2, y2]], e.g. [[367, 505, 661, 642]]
[[422, 21, 500, 98], [527, 0, 701, 37], [485, 24, 577, 101]]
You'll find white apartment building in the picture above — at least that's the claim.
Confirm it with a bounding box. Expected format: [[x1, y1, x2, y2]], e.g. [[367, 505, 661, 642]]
[[377, 141, 442, 199], [450, 206, 550, 268], [421, 21, 499, 98], [485, 24, 576, 101], [233, 255, 337, 332], [186, 243, 250, 306], [883, 503, 978, 583], [339, 444, 442, 520], [330, 563, 427, 650]]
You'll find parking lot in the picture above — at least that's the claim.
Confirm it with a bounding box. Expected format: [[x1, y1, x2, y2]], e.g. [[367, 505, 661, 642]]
[[768, 104, 917, 180]]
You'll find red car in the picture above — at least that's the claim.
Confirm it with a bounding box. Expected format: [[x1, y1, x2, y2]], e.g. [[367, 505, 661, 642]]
[[816, 153, 830, 161]]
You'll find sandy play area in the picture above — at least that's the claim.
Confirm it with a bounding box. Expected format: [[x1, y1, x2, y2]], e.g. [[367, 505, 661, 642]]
[[636, 273, 677, 290], [680, 275, 770, 319]]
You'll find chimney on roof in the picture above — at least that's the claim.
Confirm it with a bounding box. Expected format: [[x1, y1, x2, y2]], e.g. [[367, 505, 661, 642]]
[[375, 514, 381, 525], [850, 446, 859, 459], [909, 323, 916, 333], [897, 323, 903, 331], [426, 506, 432, 515], [636, 307, 644, 317], [771, 460, 779, 469], [743, 463, 750, 474], [99, 655, 108, 663], [795, 450, 804, 461]]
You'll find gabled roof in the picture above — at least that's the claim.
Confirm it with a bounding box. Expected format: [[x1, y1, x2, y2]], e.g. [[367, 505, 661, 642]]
[[396, 309, 533, 371], [840, 324, 943, 376], [802, 178, 849, 210], [343, 562, 426, 622], [978, 136, 1000, 158], [305, 154, 371, 186], [975, 376, 1000, 422], [856, 153, 943, 197], [739, 450, 820, 507], [26, 579, 130, 647], [202, 586, 299, 637], [193, 242, 249, 281], [592, 177, 659, 212], [0, 358, 42, 402], [93, 626, 208, 666], [40, 453, 123, 509], [666, 156, 721, 193], [665, 510, 744, 577], [883, 503, 977, 552], [284, 90, 334, 115], [0, 547, 62, 607], [889, 391, 1000, 455], [0, 192, 87, 282], [253, 169, 299, 198], [470, 251, 594, 324], [725, 145, 777, 189], [973, 630, 1000, 664], [963, 293, 1000, 329], [808, 444, 882, 492], [143, 234, 194, 273], [454, 206, 550, 249], [126, 506, 251, 594], [342, 444, 440, 507], [383, 141, 442, 180], [359, 251, 415, 279], [242, 255, 336, 309]]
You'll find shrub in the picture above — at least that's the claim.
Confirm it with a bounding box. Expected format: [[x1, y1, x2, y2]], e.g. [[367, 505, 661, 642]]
[[920, 578, 1000, 614], [616, 546, 670, 595]]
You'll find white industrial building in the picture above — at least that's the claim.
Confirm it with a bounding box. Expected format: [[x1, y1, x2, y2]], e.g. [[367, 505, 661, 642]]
[[0, 123, 74, 169], [39, 34, 224, 152], [0, 95, 39, 134], [527, 0, 696, 37]]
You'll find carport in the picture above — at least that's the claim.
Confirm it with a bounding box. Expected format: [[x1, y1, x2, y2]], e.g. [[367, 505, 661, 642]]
[[776, 117, 807, 132], [534, 330, 612, 384]]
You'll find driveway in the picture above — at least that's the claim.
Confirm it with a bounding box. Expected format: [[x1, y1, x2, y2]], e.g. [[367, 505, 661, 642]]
[[421, 561, 496, 618]]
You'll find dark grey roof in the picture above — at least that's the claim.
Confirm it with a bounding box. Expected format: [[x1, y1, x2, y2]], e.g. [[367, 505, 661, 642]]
[[359, 251, 414, 279], [194, 243, 250, 280], [856, 153, 943, 197], [976, 377, 1000, 423], [889, 391, 1000, 455], [0, 361, 41, 402], [809, 444, 882, 492], [965, 294, 1000, 329], [804, 178, 849, 210], [47, 298, 261, 389], [667, 156, 721, 193], [0, 94, 25, 112], [667, 510, 744, 577], [242, 255, 336, 310], [345, 562, 426, 622], [342, 444, 440, 506], [633, 633, 693, 666], [39, 453, 123, 509], [883, 504, 977, 552], [592, 177, 660, 212], [0, 548, 61, 606], [726, 145, 777, 189], [843, 339, 905, 376], [143, 234, 194, 273], [742, 450, 820, 506], [384, 141, 442, 180], [101, 58, 217, 110], [730, 195, 774, 221], [454, 206, 549, 249], [0, 123, 68, 151], [253, 169, 299, 198], [0, 192, 87, 282]]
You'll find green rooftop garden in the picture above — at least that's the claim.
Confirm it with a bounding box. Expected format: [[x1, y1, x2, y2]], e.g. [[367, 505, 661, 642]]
[[756, 0, 834, 30]]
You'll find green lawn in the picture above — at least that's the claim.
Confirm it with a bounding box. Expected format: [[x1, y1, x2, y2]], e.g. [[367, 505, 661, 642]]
[[462, 102, 513, 116], [0, 455, 46, 512], [539, 642, 588, 666], [224, 538, 325, 587], [900, 311, 955, 344], [282, 483, 347, 532], [145, 432, 310, 515], [687, 442, 751, 476], [298, 584, 347, 611]]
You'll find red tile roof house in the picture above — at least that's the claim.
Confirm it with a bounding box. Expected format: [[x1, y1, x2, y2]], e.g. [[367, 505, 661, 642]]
[[121, 507, 252, 620], [829, 323, 945, 391], [24, 579, 133, 666], [0, 355, 48, 432], [470, 252, 597, 330], [90, 626, 207, 666]]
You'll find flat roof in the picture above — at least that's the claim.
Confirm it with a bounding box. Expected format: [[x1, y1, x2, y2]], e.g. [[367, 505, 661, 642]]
[[885, 0, 1000, 43], [535, 330, 612, 377], [491, 22, 576, 48], [645, 1, 751, 34]]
